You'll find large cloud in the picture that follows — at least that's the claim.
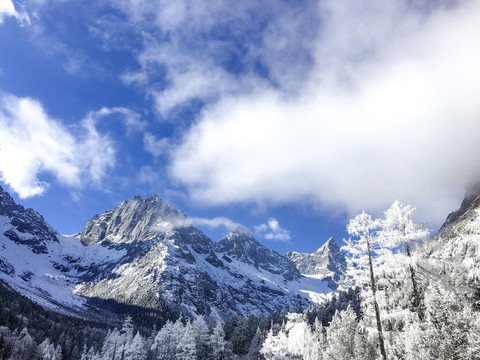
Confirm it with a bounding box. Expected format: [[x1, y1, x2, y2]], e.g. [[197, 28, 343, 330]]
[[0, 93, 116, 198], [169, 0, 480, 224], [116, 0, 319, 116]]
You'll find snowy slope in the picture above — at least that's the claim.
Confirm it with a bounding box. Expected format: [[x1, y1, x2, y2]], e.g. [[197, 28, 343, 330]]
[[0, 186, 331, 320]]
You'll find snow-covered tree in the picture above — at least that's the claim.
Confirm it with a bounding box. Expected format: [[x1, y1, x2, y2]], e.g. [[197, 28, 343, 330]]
[[324, 306, 374, 360], [192, 316, 210, 359], [343, 211, 387, 360], [10, 328, 38, 360], [123, 331, 146, 360], [380, 200, 430, 320], [260, 326, 289, 360], [210, 321, 228, 360], [178, 320, 197, 360], [151, 318, 184, 359]]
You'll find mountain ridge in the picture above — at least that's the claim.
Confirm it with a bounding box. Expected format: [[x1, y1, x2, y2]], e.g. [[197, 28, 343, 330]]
[[0, 187, 332, 321]]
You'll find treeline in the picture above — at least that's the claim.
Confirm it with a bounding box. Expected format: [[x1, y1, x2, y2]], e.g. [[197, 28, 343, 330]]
[[0, 276, 359, 359]]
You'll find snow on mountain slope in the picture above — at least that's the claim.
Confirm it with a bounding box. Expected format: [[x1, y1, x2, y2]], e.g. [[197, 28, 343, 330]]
[[0, 186, 331, 320], [285, 237, 346, 290], [428, 187, 480, 283]]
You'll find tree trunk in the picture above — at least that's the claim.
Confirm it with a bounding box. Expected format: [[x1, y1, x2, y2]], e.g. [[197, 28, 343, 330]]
[[367, 237, 387, 360], [406, 243, 424, 321]]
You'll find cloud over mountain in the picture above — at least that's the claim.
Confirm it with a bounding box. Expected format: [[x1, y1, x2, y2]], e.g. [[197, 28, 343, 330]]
[[169, 0, 480, 225]]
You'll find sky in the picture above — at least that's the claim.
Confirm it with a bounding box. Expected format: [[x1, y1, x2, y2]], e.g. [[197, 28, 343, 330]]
[[1, 0, 480, 254]]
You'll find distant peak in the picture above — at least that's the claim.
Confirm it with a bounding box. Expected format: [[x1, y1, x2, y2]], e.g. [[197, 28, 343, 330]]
[[147, 194, 161, 201], [232, 225, 251, 235], [316, 237, 338, 253]]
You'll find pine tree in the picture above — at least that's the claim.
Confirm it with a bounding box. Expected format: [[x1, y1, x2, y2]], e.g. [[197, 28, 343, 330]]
[[192, 317, 210, 359], [10, 328, 38, 360], [246, 327, 265, 360], [178, 321, 197, 360], [124, 332, 146, 360], [210, 321, 227, 360]]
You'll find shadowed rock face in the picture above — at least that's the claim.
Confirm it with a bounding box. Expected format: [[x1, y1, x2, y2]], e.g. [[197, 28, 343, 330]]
[[438, 181, 480, 235], [217, 226, 301, 281], [286, 237, 346, 290], [0, 185, 58, 254]]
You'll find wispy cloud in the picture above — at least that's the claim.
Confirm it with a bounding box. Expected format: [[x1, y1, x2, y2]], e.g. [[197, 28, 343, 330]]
[[190, 216, 239, 231], [85, 107, 145, 135], [0, 93, 115, 198], [113, 0, 318, 117], [143, 133, 170, 157], [255, 218, 291, 242], [169, 1, 480, 225], [154, 215, 239, 232]]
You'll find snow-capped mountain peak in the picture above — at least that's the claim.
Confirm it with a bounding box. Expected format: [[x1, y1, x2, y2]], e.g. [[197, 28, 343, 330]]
[[286, 237, 346, 290], [79, 194, 188, 246], [0, 188, 331, 320]]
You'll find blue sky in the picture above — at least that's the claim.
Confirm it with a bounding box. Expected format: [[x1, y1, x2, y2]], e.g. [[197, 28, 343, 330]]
[[1, 0, 480, 254]]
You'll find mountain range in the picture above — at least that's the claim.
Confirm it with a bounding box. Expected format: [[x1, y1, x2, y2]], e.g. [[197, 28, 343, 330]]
[[0, 186, 344, 321]]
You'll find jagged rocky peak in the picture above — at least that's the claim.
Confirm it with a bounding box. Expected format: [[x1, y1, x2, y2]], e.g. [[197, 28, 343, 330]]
[[217, 225, 262, 255], [217, 225, 301, 281], [315, 236, 339, 254], [286, 237, 346, 290], [0, 185, 58, 254], [438, 179, 480, 234], [79, 194, 188, 245]]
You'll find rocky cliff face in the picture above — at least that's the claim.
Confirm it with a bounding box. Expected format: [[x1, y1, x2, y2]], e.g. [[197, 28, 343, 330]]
[[0, 188, 330, 320], [285, 237, 346, 290], [79, 195, 189, 246], [0, 185, 58, 254], [429, 186, 480, 283]]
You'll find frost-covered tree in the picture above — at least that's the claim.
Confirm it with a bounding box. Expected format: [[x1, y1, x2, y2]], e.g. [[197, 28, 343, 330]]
[[39, 338, 57, 360], [192, 316, 210, 359], [123, 331, 146, 360], [210, 321, 228, 360], [10, 328, 38, 360], [80, 344, 98, 360], [178, 320, 197, 360], [324, 306, 374, 360], [343, 211, 387, 360], [151, 318, 184, 359], [380, 200, 430, 320], [260, 326, 289, 360]]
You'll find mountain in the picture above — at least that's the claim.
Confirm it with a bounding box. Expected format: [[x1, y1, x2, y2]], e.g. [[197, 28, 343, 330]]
[[0, 186, 331, 321], [285, 237, 346, 290], [428, 184, 480, 283]]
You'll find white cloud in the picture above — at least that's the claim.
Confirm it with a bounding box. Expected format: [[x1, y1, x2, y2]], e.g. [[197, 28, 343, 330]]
[[154, 214, 239, 232], [0, 93, 115, 198], [86, 107, 145, 135], [0, 0, 29, 25], [190, 216, 239, 231], [114, 1, 315, 116], [143, 133, 170, 157], [255, 218, 291, 242], [1, 0, 18, 23], [169, 0, 480, 226]]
